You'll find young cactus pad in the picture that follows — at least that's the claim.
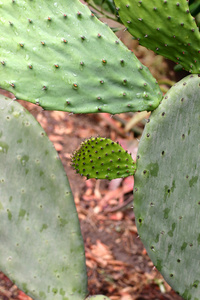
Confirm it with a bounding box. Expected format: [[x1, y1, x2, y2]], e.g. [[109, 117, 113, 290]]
[[0, 95, 87, 300], [114, 0, 200, 73], [71, 137, 136, 180], [0, 0, 162, 114], [134, 74, 200, 299]]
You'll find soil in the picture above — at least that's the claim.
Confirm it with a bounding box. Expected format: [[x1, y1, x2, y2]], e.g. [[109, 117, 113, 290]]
[[0, 19, 187, 300]]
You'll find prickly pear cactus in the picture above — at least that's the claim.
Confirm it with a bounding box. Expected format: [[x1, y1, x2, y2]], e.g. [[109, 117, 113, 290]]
[[134, 74, 200, 299], [71, 137, 136, 180], [0, 95, 87, 300], [114, 0, 200, 73], [0, 0, 162, 114]]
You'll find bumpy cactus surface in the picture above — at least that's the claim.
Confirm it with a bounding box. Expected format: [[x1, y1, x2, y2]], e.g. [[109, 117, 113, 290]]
[[134, 74, 200, 299], [0, 0, 161, 114], [114, 0, 200, 73], [71, 137, 136, 180], [0, 95, 87, 300]]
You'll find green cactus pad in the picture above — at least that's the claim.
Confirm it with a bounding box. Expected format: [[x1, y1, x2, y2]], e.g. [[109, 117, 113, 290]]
[[114, 0, 200, 73], [0, 96, 87, 299], [0, 0, 162, 114], [134, 74, 200, 299], [71, 137, 136, 180]]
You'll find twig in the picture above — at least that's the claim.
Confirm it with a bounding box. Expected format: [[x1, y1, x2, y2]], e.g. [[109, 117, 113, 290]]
[[158, 79, 176, 87], [113, 115, 143, 135], [125, 111, 150, 132], [104, 195, 133, 213]]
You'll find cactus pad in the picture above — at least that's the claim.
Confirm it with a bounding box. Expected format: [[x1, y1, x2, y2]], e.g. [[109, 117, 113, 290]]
[[0, 0, 162, 114], [114, 0, 200, 73], [71, 137, 136, 180], [134, 74, 200, 299], [0, 96, 87, 299]]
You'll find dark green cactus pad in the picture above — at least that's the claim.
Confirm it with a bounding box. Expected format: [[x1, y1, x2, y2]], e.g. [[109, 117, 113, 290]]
[[0, 0, 162, 114], [134, 74, 200, 299], [0, 96, 87, 299], [71, 137, 136, 180], [114, 0, 200, 73]]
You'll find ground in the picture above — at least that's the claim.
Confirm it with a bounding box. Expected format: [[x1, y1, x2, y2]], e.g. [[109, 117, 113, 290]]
[[0, 20, 188, 300]]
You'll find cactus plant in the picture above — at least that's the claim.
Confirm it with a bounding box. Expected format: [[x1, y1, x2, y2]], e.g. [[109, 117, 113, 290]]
[[0, 95, 87, 300], [114, 0, 200, 73], [0, 0, 200, 299], [134, 74, 200, 299], [0, 0, 161, 114], [71, 137, 136, 180]]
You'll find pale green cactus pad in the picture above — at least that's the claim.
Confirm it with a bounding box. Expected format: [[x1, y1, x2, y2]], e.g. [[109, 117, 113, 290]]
[[71, 137, 136, 180], [0, 0, 162, 114], [134, 74, 200, 299], [0, 95, 87, 300], [114, 0, 200, 73]]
